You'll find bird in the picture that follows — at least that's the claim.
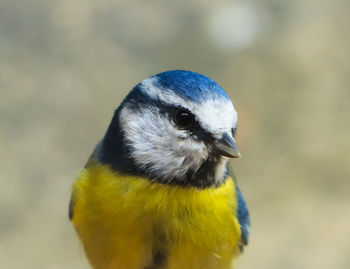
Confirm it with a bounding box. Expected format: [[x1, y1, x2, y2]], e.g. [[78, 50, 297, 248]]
[[69, 70, 250, 269]]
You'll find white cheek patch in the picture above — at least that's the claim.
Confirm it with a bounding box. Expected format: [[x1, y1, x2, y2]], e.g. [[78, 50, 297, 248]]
[[119, 106, 209, 181]]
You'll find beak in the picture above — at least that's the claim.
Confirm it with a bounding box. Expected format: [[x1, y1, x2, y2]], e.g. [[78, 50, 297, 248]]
[[214, 132, 241, 158]]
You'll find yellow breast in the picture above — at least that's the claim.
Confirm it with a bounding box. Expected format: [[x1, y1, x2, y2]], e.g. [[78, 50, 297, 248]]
[[71, 162, 241, 269]]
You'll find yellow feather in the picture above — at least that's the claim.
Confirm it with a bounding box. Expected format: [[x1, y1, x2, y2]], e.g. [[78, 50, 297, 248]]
[[71, 161, 241, 269]]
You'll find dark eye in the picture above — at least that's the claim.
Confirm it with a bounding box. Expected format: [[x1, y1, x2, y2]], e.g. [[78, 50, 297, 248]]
[[174, 110, 195, 128]]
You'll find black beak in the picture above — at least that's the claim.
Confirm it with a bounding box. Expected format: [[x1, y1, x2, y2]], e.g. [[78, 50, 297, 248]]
[[214, 132, 241, 158]]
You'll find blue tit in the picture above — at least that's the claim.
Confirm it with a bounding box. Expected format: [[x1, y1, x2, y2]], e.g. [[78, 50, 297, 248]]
[[70, 70, 250, 269]]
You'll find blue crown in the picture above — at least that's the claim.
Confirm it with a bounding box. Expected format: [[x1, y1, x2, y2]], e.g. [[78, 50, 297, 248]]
[[151, 70, 230, 103]]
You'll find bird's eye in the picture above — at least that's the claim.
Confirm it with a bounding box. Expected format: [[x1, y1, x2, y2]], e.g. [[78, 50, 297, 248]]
[[174, 110, 195, 128]]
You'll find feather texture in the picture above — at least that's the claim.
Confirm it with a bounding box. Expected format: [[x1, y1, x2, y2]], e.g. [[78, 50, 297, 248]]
[[71, 160, 242, 269]]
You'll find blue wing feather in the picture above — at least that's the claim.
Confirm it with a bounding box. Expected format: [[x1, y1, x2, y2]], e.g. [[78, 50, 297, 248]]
[[227, 166, 250, 248], [236, 186, 250, 246]]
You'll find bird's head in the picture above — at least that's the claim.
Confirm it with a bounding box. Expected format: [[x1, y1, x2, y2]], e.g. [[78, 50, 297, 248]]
[[99, 70, 240, 188]]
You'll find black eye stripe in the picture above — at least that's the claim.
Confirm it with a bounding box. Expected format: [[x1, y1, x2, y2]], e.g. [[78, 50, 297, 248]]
[[155, 103, 196, 127], [138, 99, 215, 143]]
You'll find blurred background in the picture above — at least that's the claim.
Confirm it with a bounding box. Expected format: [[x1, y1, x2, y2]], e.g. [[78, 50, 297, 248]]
[[1, 0, 349, 268]]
